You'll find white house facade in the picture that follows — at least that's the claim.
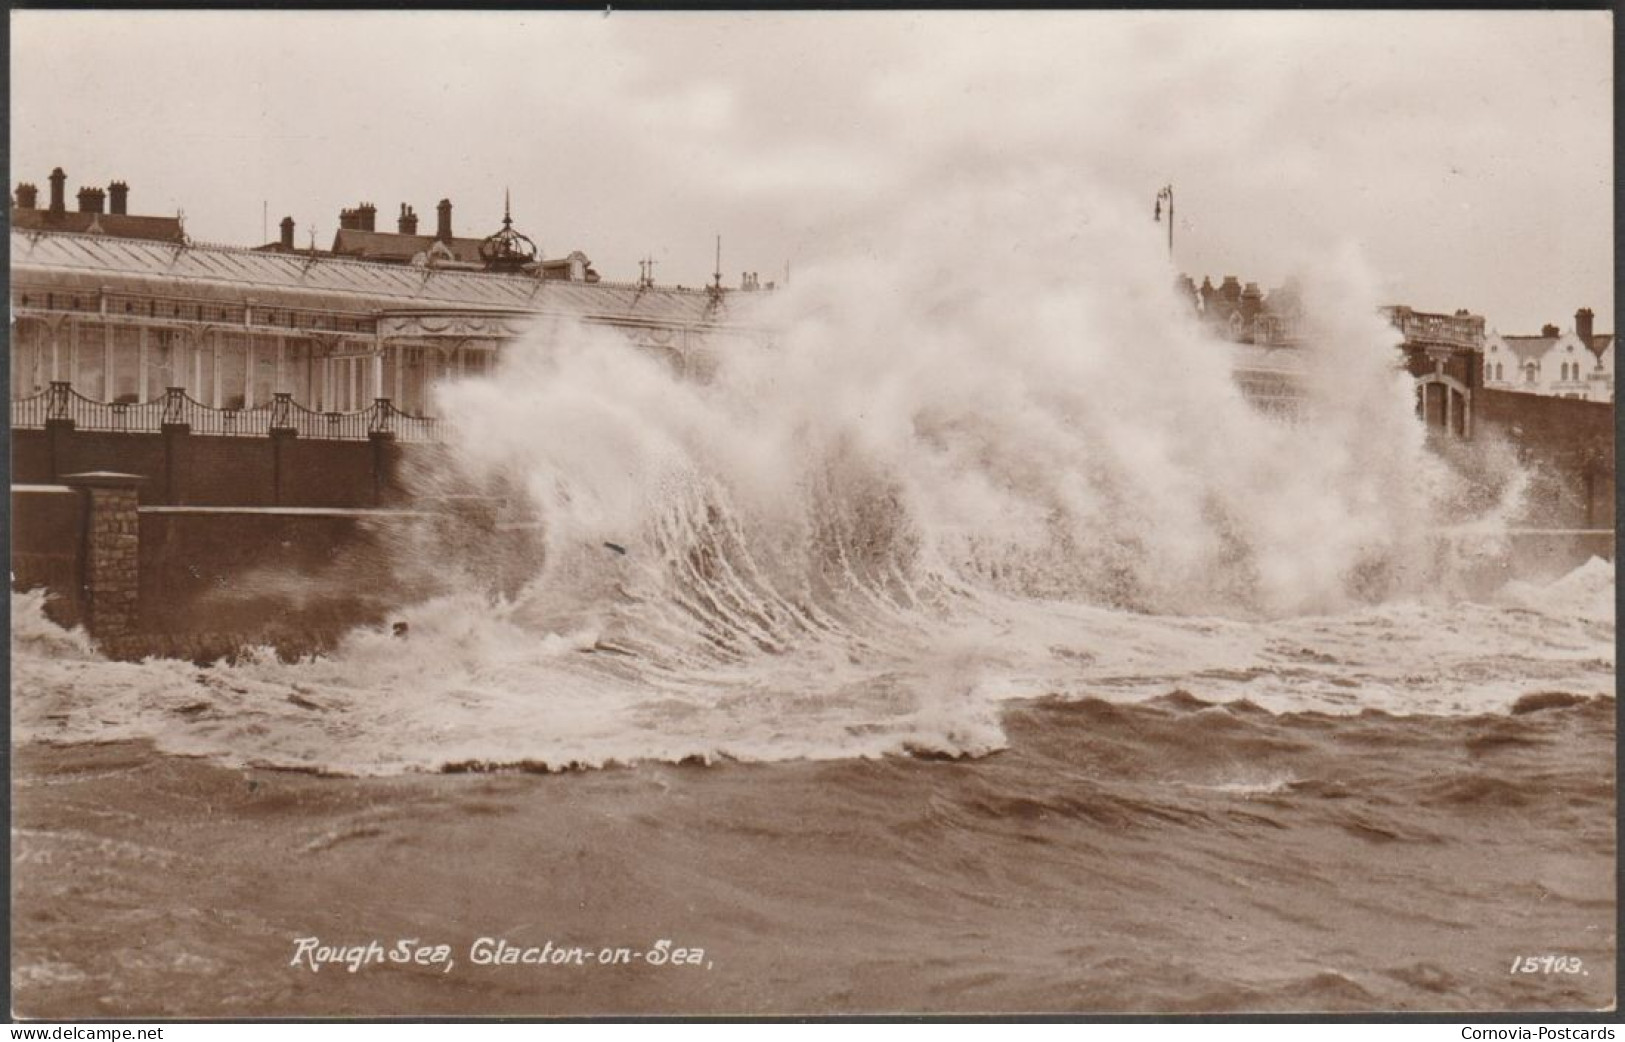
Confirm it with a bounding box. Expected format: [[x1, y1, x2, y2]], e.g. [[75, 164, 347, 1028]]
[[1481, 308, 1613, 403]]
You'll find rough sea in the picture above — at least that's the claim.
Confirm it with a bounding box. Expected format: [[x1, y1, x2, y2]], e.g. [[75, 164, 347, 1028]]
[[11, 202, 1617, 1013]]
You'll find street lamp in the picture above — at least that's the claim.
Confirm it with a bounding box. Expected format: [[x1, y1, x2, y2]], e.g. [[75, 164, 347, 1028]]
[[1153, 184, 1174, 259]]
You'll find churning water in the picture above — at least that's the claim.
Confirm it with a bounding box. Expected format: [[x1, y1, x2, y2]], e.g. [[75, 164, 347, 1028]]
[[11, 185, 1614, 1013], [12, 186, 1611, 774]]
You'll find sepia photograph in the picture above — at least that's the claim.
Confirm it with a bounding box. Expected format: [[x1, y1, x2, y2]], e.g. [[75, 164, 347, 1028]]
[[7, 8, 1616, 1021]]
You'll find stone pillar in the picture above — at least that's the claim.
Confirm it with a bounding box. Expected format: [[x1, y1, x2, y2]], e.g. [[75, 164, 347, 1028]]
[[63, 472, 145, 654]]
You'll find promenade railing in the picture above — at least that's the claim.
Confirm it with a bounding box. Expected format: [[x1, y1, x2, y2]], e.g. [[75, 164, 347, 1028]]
[[12, 382, 449, 444]]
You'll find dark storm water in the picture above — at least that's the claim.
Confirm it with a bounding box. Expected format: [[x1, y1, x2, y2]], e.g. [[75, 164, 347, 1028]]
[[11, 689, 1614, 1016]]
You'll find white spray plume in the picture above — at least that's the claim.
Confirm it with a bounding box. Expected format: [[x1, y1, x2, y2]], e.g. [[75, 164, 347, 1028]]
[[433, 170, 1501, 627]]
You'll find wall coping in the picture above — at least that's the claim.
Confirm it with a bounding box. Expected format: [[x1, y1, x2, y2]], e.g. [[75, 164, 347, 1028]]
[[60, 471, 148, 489], [137, 506, 438, 518]]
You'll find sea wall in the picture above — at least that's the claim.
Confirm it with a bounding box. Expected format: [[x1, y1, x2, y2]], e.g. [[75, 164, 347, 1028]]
[[1474, 389, 1614, 530], [11, 473, 536, 661], [12, 424, 416, 508], [12, 484, 88, 630], [135, 506, 440, 660]]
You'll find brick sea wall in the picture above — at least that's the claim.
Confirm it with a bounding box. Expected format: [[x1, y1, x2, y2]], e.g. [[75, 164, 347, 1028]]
[[1475, 390, 1615, 530], [11, 473, 539, 661], [11, 425, 417, 508]]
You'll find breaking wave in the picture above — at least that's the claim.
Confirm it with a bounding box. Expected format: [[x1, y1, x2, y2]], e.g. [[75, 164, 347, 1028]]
[[10, 182, 1612, 775]]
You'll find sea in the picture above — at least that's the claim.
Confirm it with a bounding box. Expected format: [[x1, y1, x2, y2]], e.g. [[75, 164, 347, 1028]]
[[10, 209, 1618, 1013]]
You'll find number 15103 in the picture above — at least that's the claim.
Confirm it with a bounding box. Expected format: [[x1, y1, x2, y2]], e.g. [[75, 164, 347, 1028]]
[[1510, 955, 1585, 975]]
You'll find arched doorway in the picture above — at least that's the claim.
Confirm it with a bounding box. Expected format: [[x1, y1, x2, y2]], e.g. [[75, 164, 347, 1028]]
[[1414, 373, 1471, 438]]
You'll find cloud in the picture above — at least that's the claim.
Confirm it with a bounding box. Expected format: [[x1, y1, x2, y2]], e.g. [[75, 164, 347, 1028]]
[[10, 10, 1611, 329]]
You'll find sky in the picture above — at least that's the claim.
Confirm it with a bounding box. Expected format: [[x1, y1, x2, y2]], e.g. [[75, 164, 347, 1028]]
[[10, 10, 1614, 334]]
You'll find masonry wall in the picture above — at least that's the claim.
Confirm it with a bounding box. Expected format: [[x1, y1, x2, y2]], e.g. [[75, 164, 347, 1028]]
[[175, 434, 278, 506], [10, 425, 420, 508], [137, 509, 436, 658], [82, 483, 143, 644], [11, 429, 54, 483], [1475, 389, 1615, 530], [274, 438, 387, 508], [11, 486, 87, 629]]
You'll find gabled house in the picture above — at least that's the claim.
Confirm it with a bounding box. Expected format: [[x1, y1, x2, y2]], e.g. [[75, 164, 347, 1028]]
[[1482, 308, 1613, 402]]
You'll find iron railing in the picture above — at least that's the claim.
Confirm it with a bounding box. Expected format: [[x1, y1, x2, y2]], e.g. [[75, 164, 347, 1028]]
[[10, 382, 448, 443], [57, 384, 168, 433], [11, 387, 49, 428]]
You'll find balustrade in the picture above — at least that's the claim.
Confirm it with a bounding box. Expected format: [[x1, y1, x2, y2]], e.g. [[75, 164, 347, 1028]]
[[11, 381, 447, 443]]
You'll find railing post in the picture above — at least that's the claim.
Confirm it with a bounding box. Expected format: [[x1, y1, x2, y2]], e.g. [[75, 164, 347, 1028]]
[[161, 386, 188, 431], [269, 393, 298, 506], [368, 399, 399, 506], [269, 391, 295, 436], [62, 471, 146, 658], [45, 380, 72, 423], [44, 381, 76, 480], [368, 397, 396, 437]]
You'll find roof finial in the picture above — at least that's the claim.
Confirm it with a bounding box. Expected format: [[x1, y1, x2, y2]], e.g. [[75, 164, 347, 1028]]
[[503, 187, 512, 228]]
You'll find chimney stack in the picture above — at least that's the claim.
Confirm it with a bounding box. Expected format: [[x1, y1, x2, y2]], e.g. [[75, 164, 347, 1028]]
[[279, 216, 295, 250], [1576, 307, 1595, 345], [1541, 323, 1560, 338], [358, 202, 376, 233], [436, 198, 453, 242], [107, 180, 129, 215], [77, 186, 106, 214], [1240, 281, 1264, 325], [48, 167, 66, 214], [398, 203, 418, 235], [14, 183, 38, 209]]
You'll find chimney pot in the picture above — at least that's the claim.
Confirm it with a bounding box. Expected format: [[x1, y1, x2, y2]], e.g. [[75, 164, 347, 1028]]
[[48, 167, 66, 214], [14, 182, 38, 209], [436, 198, 453, 242], [1576, 307, 1595, 345], [107, 180, 129, 216], [398, 203, 419, 235]]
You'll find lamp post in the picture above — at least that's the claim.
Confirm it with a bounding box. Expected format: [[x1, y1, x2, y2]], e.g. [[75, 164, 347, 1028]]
[[1154, 184, 1174, 259]]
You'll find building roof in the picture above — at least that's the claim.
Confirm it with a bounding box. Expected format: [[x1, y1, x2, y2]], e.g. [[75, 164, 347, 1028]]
[[330, 228, 485, 265], [1497, 331, 1615, 366], [1498, 335, 1559, 366], [11, 227, 758, 330], [10, 206, 185, 244]]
